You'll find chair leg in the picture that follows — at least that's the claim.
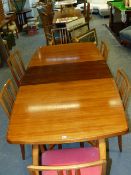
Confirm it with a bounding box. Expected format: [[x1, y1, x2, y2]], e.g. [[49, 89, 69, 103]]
[[58, 144, 62, 149], [118, 135, 122, 152], [20, 144, 25, 160], [49, 144, 56, 150], [15, 30, 19, 38], [80, 142, 84, 147]]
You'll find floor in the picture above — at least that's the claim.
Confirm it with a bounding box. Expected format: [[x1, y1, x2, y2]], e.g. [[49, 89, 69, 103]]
[[0, 14, 131, 175]]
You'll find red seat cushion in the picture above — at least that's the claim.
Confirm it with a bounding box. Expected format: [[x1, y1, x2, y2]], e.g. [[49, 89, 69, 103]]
[[42, 147, 102, 175]]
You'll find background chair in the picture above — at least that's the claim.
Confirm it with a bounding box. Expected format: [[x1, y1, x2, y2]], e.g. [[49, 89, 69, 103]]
[[7, 49, 26, 87], [69, 22, 89, 41], [71, 27, 98, 45], [116, 69, 131, 152], [51, 27, 71, 45], [2, 21, 19, 38], [100, 41, 108, 61], [28, 139, 107, 175], [0, 79, 25, 160]]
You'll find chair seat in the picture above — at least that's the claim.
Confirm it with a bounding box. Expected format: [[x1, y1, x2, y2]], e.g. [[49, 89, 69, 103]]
[[42, 147, 102, 175]]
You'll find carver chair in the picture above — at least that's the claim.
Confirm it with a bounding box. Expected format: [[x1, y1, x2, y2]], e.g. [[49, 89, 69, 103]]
[[0, 79, 25, 160], [116, 69, 131, 152], [100, 41, 108, 61], [28, 139, 106, 175], [7, 49, 26, 87]]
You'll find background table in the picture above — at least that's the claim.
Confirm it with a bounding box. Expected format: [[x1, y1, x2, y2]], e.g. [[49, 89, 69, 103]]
[[53, 9, 83, 24]]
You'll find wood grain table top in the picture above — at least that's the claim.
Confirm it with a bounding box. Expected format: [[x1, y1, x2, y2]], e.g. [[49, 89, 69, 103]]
[[7, 43, 128, 145], [7, 78, 128, 144], [28, 43, 104, 67], [21, 60, 111, 86]]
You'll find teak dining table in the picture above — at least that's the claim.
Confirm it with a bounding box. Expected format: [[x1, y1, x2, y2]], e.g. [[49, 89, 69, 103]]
[[7, 43, 128, 145]]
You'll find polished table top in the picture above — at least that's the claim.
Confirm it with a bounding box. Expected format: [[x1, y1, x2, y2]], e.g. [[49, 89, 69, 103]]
[[55, 0, 77, 6], [7, 43, 128, 144], [28, 43, 104, 67]]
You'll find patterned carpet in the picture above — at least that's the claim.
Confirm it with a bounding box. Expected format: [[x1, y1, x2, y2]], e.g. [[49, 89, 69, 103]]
[[0, 14, 131, 175]]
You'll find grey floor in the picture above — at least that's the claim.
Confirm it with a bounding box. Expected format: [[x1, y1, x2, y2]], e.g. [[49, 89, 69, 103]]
[[0, 14, 131, 175]]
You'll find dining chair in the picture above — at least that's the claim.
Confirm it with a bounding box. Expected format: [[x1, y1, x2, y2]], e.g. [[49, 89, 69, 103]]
[[69, 22, 88, 40], [100, 41, 108, 61], [71, 27, 98, 45], [51, 27, 71, 45], [0, 79, 25, 160], [7, 49, 26, 87], [28, 139, 107, 175], [116, 69, 131, 152]]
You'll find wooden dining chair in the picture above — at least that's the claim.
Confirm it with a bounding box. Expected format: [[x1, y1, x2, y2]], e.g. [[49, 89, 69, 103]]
[[116, 69, 131, 152], [72, 28, 98, 45], [7, 49, 26, 87], [28, 139, 107, 175], [51, 27, 71, 45], [0, 79, 25, 160], [100, 41, 108, 61]]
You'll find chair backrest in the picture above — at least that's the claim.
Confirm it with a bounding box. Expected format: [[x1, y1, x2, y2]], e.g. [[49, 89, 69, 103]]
[[116, 69, 131, 109], [72, 28, 98, 45], [7, 49, 26, 87], [27, 139, 106, 175], [100, 41, 108, 61], [66, 17, 86, 31], [51, 27, 71, 45], [0, 79, 17, 119], [69, 22, 89, 40]]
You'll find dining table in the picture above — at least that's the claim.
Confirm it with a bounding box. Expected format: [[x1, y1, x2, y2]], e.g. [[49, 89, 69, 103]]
[[7, 43, 128, 145]]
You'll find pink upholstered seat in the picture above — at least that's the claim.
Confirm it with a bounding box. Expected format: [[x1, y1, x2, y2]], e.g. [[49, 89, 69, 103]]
[[42, 147, 102, 175]]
